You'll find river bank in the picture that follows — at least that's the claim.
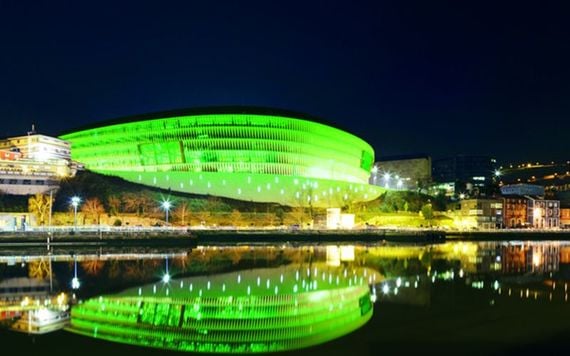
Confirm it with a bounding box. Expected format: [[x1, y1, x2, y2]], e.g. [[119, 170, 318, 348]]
[[1, 227, 570, 247], [0, 228, 443, 246]]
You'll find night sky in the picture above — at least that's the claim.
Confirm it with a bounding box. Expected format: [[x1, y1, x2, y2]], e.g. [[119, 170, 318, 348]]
[[1, 1, 569, 164]]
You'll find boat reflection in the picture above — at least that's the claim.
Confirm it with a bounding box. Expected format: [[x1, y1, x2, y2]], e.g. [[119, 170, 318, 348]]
[[0, 277, 70, 334]]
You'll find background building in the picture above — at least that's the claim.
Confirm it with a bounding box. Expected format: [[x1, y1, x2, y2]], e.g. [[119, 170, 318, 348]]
[[503, 195, 560, 228], [432, 155, 497, 198], [370, 154, 431, 191], [60, 107, 383, 207], [500, 184, 545, 196], [0, 130, 75, 195], [456, 199, 503, 229], [498, 160, 570, 206], [527, 198, 560, 229], [503, 196, 530, 228], [561, 206, 570, 228]]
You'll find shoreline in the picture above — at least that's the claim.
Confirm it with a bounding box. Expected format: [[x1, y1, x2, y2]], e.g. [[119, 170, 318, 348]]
[[0, 228, 570, 246]]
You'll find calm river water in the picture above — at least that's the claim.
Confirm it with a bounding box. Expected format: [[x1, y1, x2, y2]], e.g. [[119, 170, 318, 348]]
[[1, 239, 570, 355]]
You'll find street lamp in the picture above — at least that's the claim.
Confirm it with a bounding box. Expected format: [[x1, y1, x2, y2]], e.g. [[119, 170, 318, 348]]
[[383, 173, 391, 188], [161, 200, 172, 225], [70, 196, 81, 231], [397, 179, 403, 189], [48, 188, 55, 231], [371, 166, 378, 184]]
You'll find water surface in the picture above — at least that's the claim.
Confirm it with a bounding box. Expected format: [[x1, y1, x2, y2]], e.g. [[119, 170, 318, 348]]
[[1, 239, 570, 355]]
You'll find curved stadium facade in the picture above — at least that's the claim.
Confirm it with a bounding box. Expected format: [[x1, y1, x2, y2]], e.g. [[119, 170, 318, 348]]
[[60, 108, 383, 207]]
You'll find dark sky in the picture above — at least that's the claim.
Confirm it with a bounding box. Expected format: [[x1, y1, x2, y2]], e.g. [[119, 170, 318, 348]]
[[1, 0, 569, 164]]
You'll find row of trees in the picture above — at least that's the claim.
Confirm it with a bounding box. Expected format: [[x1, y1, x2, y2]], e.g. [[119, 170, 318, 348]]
[[27, 191, 293, 226], [367, 191, 446, 213], [26, 192, 324, 227]]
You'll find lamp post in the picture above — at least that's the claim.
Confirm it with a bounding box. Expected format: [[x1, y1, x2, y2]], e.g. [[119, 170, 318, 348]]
[[48, 189, 54, 231], [397, 179, 403, 189], [162, 200, 172, 225], [71, 196, 81, 231], [383, 173, 391, 188], [371, 166, 378, 185]]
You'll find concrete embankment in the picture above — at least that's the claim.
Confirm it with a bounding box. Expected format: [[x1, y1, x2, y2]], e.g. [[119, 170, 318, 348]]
[[0, 230, 197, 247], [4, 228, 569, 247], [446, 230, 570, 241], [193, 229, 446, 244], [0, 228, 445, 246]]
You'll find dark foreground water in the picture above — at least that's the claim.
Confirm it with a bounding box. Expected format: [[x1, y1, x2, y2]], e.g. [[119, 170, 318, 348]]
[[1, 239, 570, 355]]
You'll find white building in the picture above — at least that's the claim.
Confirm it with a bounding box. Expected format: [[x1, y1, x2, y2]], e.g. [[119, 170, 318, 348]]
[[0, 131, 76, 195]]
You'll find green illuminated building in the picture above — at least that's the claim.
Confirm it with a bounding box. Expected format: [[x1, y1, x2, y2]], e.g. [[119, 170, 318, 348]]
[[60, 107, 383, 207], [67, 265, 378, 353]]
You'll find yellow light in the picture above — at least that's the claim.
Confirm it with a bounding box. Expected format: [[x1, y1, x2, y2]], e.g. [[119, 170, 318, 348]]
[[532, 254, 541, 267]]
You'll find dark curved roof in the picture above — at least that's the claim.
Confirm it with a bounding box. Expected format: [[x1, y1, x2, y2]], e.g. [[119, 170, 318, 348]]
[[59, 106, 353, 136]]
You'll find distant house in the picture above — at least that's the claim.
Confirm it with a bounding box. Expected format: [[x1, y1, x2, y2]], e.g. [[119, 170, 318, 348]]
[[457, 198, 503, 229], [502, 195, 560, 229], [561, 206, 570, 228]]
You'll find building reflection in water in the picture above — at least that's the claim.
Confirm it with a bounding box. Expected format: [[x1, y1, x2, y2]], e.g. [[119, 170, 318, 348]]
[[68, 264, 380, 353], [0, 277, 70, 334], [2, 239, 570, 348]]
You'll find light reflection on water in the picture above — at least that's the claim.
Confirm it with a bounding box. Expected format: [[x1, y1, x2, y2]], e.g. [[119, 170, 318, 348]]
[[1, 240, 570, 354]]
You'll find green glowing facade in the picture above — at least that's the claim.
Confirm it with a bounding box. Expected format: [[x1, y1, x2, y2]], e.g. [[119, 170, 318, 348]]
[[68, 266, 378, 353], [60, 108, 383, 207]]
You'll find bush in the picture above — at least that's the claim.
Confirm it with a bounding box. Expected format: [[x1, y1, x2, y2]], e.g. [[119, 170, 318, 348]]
[[113, 219, 122, 226]]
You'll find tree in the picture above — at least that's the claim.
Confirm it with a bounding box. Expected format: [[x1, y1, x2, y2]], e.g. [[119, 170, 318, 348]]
[[121, 192, 155, 216], [274, 207, 285, 225], [81, 197, 106, 224], [205, 197, 231, 213], [121, 192, 140, 214], [421, 203, 434, 226], [262, 212, 277, 227], [431, 190, 448, 211], [174, 200, 190, 225], [230, 209, 242, 227], [289, 206, 307, 225], [108, 195, 121, 215], [28, 193, 52, 225], [195, 211, 211, 226], [139, 193, 156, 216]]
